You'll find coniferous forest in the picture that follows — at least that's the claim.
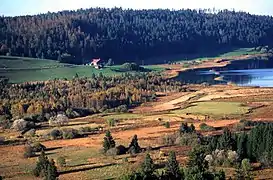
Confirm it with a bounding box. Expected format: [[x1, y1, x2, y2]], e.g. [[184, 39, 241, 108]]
[[0, 8, 273, 64]]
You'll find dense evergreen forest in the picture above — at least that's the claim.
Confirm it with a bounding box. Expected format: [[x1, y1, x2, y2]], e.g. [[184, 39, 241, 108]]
[[1, 8, 273, 64]]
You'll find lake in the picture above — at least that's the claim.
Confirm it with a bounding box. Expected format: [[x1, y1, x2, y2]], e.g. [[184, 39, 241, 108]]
[[175, 56, 273, 87]]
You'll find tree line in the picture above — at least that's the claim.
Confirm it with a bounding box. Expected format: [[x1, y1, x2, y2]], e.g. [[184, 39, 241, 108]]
[[1, 8, 273, 64], [0, 72, 186, 127], [206, 123, 273, 167]]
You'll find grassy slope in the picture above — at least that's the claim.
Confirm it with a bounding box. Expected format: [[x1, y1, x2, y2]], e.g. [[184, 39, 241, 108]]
[[0, 56, 163, 83]]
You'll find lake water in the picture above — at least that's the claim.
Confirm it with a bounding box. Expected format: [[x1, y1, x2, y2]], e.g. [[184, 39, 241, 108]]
[[175, 56, 273, 87]]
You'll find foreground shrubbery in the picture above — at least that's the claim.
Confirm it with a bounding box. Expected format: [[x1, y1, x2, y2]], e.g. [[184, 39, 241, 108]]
[[121, 146, 225, 180], [205, 123, 273, 168], [102, 131, 142, 156], [162, 123, 200, 147], [199, 123, 216, 131], [33, 151, 58, 179], [24, 142, 46, 158], [47, 126, 102, 140]]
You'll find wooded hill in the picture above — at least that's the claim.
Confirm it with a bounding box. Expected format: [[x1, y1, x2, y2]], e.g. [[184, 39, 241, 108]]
[[1, 8, 273, 64]]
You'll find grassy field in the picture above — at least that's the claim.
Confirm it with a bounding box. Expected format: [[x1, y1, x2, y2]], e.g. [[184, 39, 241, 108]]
[[0, 56, 164, 83], [172, 102, 250, 118], [101, 113, 144, 120]]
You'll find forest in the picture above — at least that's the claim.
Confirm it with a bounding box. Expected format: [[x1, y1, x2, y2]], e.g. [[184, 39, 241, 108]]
[[1, 8, 273, 64], [0, 72, 186, 127]]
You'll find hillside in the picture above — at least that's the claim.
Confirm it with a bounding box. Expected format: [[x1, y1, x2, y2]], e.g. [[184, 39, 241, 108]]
[[0, 56, 162, 83], [0, 8, 273, 64]]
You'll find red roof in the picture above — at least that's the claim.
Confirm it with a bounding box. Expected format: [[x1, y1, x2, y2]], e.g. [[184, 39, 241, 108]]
[[91, 58, 101, 63]]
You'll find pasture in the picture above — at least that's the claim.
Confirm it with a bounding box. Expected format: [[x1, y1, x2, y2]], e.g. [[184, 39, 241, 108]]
[[0, 56, 163, 83], [171, 102, 250, 119]]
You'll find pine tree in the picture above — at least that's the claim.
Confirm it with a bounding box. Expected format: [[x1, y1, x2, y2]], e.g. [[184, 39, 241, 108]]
[[141, 153, 155, 179], [128, 135, 141, 154], [185, 145, 214, 179], [187, 146, 208, 172], [218, 128, 234, 150], [33, 150, 50, 177], [179, 123, 188, 134], [103, 130, 115, 152], [189, 124, 195, 133], [165, 151, 182, 179], [46, 159, 58, 180], [237, 133, 248, 160]]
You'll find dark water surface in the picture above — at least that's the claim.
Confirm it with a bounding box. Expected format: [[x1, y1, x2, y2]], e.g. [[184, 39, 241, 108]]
[[175, 57, 273, 87]]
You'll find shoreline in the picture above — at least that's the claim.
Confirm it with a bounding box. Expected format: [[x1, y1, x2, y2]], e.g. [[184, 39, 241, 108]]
[[161, 53, 272, 79]]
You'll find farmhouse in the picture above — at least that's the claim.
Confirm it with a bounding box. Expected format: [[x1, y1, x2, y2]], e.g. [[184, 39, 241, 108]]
[[89, 58, 103, 69]]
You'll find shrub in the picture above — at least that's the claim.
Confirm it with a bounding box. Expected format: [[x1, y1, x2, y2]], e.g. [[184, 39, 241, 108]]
[[33, 151, 57, 179], [24, 145, 35, 158], [107, 118, 116, 127], [106, 148, 118, 156], [165, 151, 182, 179], [78, 126, 96, 134], [0, 136, 5, 145], [65, 108, 74, 118], [199, 123, 216, 131], [49, 114, 69, 127], [164, 122, 170, 128], [241, 159, 252, 179], [176, 133, 200, 146], [24, 128, 36, 137], [140, 153, 155, 178], [0, 115, 11, 129], [179, 123, 195, 134], [128, 135, 141, 154], [57, 156, 66, 167], [116, 105, 128, 113], [11, 119, 35, 131], [103, 130, 116, 152], [162, 134, 177, 146], [62, 128, 79, 139], [31, 142, 46, 152], [116, 145, 127, 155], [205, 149, 238, 167], [50, 129, 62, 140], [121, 63, 142, 71], [105, 145, 127, 156]]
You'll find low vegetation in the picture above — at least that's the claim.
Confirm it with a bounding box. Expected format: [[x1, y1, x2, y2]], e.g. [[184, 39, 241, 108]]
[[199, 123, 216, 131], [173, 102, 250, 118]]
